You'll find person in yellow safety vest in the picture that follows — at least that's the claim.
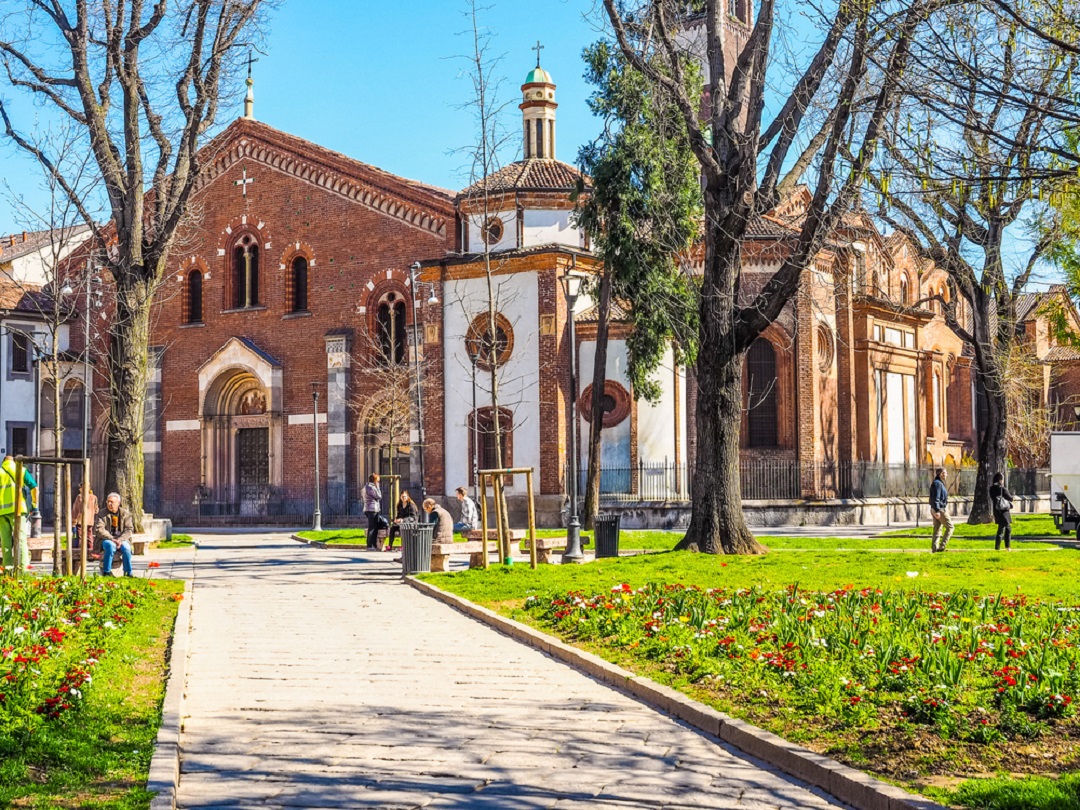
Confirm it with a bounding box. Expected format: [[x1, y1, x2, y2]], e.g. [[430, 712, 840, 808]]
[[0, 454, 37, 571]]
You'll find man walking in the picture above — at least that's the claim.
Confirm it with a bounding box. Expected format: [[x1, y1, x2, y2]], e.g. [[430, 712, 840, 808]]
[[95, 492, 134, 576], [929, 468, 954, 553], [454, 486, 480, 534]]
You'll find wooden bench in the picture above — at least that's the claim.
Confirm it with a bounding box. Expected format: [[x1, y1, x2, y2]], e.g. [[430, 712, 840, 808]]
[[521, 535, 593, 564], [430, 540, 520, 572]]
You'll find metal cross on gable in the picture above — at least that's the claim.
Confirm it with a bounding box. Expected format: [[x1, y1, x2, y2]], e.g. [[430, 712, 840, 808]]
[[533, 40, 544, 67], [234, 165, 254, 197]]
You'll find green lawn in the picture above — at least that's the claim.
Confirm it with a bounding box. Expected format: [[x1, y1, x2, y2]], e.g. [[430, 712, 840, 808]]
[[419, 544, 1077, 603], [882, 513, 1065, 538], [296, 526, 680, 550], [152, 532, 195, 550], [0, 578, 184, 809]]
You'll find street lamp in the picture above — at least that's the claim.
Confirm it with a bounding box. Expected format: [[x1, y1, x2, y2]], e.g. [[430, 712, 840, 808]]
[[560, 270, 587, 564], [468, 346, 480, 500], [60, 272, 102, 471], [408, 261, 439, 502], [311, 381, 322, 532]]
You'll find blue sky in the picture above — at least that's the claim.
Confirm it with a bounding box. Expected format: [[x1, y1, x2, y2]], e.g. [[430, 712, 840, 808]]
[[0, 0, 605, 234]]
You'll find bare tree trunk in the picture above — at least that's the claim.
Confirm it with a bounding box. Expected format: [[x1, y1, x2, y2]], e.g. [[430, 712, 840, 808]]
[[105, 277, 153, 531], [50, 331, 63, 576], [679, 211, 765, 555], [970, 373, 1006, 524], [583, 269, 613, 530]]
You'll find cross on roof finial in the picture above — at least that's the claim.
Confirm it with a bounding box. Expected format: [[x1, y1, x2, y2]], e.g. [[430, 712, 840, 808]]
[[246, 50, 259, 79], [533, 40, 544, 68]]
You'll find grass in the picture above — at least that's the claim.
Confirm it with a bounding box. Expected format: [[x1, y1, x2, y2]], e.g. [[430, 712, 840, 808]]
[[0, 578, 184, 809], [418, 546, 1080, 804], [882, 513, 1065, 538], [944, 773, 1080, 810], [419, 544, 1080, 603], [152, 533, 195, 550]]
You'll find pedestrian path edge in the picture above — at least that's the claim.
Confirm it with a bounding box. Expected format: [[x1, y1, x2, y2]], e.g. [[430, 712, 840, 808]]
[[147, 576, 193, 810], [406, 575, 946, 810]]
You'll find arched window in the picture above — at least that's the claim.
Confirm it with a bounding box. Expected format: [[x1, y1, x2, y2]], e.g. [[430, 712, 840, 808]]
[[232, 233, 260, 308], [746, 338, 779, 448], [186, 269, 203, 323], [376, 292, 408, 365], [469, 406, 514, 485], [899, 275, 909, 305], [289, 256, 309, 313]]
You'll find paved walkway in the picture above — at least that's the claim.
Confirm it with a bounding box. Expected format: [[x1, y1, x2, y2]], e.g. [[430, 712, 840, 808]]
[[167, 533, 849, 809]]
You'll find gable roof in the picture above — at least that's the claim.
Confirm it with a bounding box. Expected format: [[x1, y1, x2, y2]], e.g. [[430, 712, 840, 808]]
[[194, 118, 456, 238], [0, 279, 53, 315]]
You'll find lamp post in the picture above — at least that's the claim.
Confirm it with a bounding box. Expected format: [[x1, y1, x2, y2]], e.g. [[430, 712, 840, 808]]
[[560, 271, 586, 564], [311, 382, 322, 532], [408, 262, 439, 502], [60, 272, 102, 477], [468, 347, 479, 500]]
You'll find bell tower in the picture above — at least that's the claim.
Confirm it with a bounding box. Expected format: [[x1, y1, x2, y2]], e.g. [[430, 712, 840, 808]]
[[520, 43, 557, 160]]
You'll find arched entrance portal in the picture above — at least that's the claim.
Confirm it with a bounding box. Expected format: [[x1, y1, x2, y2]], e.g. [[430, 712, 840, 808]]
[[202, 369, 280, 515]]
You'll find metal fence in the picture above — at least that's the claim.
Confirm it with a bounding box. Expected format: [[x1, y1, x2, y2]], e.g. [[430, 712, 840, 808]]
[[582, 461, 1050, 503]]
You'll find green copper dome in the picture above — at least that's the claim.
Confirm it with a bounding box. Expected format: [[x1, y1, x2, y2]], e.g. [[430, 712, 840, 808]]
[[525, 66, 553, 84]]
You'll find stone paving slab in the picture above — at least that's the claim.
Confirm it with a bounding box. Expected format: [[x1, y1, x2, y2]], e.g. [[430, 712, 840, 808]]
[[174, 532, 849, 809]]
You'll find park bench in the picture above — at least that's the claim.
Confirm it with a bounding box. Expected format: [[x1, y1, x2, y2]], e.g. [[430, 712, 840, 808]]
[[520, 535, 592, 564], [462, 528, 529, 542], [430, 540, 523, 572]]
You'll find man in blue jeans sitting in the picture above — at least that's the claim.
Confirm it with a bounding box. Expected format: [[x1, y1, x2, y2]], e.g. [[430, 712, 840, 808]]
[[95, 492, 134, 576]]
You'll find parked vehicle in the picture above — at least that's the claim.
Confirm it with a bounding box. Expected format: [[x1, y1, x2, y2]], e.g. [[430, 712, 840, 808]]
[[1050, 433, 1080, 535]]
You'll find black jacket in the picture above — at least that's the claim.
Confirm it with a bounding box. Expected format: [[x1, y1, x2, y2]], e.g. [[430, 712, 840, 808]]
[[989, 483, 1013, 521]]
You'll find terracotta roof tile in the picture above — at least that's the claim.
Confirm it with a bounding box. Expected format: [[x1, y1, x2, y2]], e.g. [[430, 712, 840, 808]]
[[460, 159, 587, 196], [0, 225, 91, 264]]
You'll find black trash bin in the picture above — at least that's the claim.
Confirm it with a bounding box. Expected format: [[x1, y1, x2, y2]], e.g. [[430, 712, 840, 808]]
[[400, 520, 435, 574], [594, 514, 621, 558]]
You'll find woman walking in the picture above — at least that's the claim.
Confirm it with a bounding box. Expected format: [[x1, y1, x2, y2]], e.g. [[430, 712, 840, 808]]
[[990, 472, 1014, 551], [386, 490, 418, 551]]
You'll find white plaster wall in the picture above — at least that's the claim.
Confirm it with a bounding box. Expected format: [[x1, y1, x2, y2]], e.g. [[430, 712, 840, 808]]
[[1, 233, 92, 286], [0, 319, 54, 455], [466, 210, 517, 254], [522, 210, 583, 250], [442, 273, 541, 495], [578, 338, 632, 474], [637, 345, 679, 465]]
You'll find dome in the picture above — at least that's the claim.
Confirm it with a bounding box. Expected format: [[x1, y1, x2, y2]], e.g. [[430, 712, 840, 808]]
[[525, 66, 553, 84]]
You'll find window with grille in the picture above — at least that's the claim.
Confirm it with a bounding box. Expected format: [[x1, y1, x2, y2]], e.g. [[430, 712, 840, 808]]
[[376, 295, 408, 365], [290, 256, 308, 312], [746, 338, 779, 448], [469, 407, 513, 485], [186, 270, 203, 323], [10, 332, 30, 374]]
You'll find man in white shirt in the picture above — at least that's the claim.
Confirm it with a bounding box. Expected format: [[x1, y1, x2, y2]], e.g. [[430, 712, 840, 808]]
[[453, 486, 480, 534]]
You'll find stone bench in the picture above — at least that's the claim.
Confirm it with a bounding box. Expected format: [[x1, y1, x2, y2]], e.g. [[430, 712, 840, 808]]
[[430, 540, 519, 572], [521, 535, 593, 564], [462, 528, 528, 542]]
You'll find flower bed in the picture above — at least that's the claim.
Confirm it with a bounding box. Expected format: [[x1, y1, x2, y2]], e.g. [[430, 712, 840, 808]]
[[523, 583, 1080, 784], [0, 576, 167, 732]]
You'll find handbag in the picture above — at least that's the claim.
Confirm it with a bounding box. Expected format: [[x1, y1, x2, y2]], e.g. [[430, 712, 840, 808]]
[[994, 494, 1011, 513]]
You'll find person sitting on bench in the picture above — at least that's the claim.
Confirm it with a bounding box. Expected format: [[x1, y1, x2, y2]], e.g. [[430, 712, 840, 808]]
[[95, 492, 134, 577], [422, 498, 454, 544], [453, 486, 480, 534]]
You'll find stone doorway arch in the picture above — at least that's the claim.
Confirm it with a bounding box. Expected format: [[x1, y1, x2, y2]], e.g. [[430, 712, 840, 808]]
[[198, 338, 284, 515], [357, 392, 414, 504]]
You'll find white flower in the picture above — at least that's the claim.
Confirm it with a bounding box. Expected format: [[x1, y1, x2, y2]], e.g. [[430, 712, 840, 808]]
[[13, 626, 25, 635]]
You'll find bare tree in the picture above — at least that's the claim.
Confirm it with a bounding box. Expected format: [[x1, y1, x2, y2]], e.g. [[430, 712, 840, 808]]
[[2, 125, 100, 574], [868, 1, 1080, 522], [601, 0, 932, 553], [0, 0, 270, 528], [455, 0, 520, 553]]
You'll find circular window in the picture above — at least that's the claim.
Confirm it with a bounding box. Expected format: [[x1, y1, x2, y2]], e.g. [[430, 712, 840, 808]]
[[816, 324, 834, 373], [482, 217, 504, 246], [579, 381, 631, 428], [466, 313, 514, 370]]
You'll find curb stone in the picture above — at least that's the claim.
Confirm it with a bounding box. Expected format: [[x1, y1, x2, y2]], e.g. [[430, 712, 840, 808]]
[[147, 575, 193, 810], [407, 576, 946, 810]]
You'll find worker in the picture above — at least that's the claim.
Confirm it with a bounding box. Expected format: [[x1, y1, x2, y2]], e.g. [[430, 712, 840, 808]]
[[0, 454, 37, 571]]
